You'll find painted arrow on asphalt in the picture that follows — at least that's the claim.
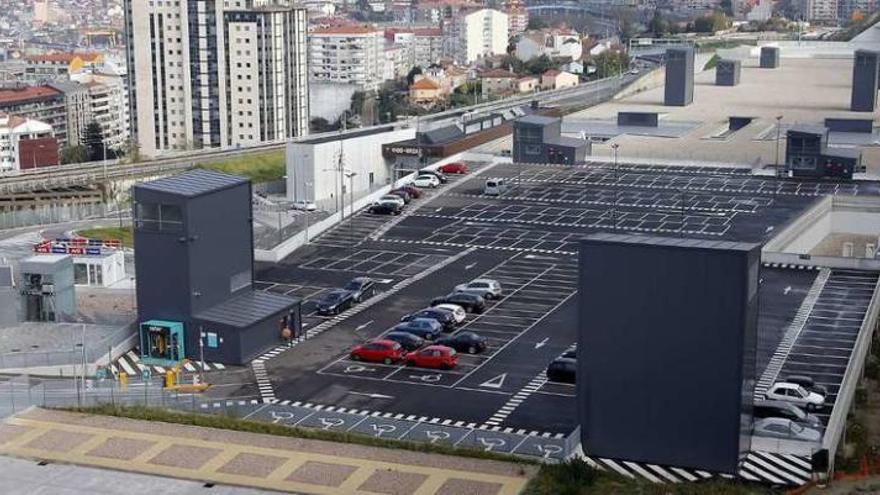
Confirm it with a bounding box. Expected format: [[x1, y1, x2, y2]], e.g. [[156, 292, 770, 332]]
[[534, 338, 549, 349], [355, 320, 374, 331], [347, 391, 394, 399], [465, 263, 477, 270], [784, 286, 792, 295]]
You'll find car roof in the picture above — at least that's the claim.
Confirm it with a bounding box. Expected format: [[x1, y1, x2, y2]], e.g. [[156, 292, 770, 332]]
[[422, 345, 452, 352], [470, 279, 496, 284], [327, 289, 349, 295], [773, 382, 801, 389], [368, 339, 398, 346], [552, 357, 577, 364], [386, 331, 419, 339], [755, 400, 796, 409], [435, 303, 463, 310], [350, 276, 372, 283]]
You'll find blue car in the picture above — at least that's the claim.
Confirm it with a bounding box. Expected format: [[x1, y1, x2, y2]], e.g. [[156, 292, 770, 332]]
[[391, 318, 443, 341]]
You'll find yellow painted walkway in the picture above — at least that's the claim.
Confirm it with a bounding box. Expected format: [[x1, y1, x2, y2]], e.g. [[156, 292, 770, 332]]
[[0, 409, 534, 495]]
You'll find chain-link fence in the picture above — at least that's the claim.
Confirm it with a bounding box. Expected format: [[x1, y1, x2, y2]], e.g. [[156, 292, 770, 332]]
[[0, 201, 128, 230]]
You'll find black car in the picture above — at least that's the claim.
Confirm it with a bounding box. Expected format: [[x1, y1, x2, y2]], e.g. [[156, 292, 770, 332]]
[[384, 331, 425, 352], [315, 289, 354, 315], [418, 168, 448, 183], [369, 202, 402, 215], [431, 292, 486, 313], [561, 349, 577, 359], [546, 357, 576, 384], [435, 331, 487, 354], [785, 375, 828, 397], [388, 189, 412, 203], [401, 308, 456, 331], [344, 277, 375, 303]]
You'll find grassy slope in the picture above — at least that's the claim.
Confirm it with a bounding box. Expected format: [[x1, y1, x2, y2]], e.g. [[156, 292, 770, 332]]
[[199, 149, 285, 183]]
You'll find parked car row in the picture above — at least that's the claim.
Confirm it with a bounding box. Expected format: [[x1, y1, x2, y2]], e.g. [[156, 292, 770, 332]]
[[368, 166, 467, 216], [753, 375, 827, 443], [314, 277, 376, 316], [347, 277, 499, 370]]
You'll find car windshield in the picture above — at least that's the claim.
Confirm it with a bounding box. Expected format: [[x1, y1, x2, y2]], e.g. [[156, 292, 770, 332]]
[[344, 281, 362, 290], [794, 386, 809, 397], [324, 292, 343, 301], [487, 181, 497, 187]]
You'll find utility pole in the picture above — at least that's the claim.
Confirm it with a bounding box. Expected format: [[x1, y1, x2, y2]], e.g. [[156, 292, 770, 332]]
[[775, 114, 783, 177], [611, 143, 620, 230]]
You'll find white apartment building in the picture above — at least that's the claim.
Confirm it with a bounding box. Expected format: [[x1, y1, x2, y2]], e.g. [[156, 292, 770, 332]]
[[0, 114, 54, 171], [515, 29, 582, 62], [799, 0, 838, 21], [72, 72, 131, 152], [309, 26, 384, 92], [385, 27, 443, 69], [124, 0, 309, 156], [446, 8, 509, 65]]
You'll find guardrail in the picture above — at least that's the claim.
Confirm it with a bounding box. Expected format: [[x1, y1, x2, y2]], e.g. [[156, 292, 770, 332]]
[[822, 275, 880, 472]]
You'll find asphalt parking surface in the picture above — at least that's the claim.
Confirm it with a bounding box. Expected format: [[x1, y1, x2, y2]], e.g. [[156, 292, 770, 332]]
[[254, 160, 880, 439]]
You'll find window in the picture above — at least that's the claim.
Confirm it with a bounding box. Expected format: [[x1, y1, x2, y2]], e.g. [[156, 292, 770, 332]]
[[205, 332, 219, 348], [74, 263, 88, 285]]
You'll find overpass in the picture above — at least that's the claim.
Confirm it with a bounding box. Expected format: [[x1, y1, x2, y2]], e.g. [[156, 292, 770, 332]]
[[0, 72, 641, 202]]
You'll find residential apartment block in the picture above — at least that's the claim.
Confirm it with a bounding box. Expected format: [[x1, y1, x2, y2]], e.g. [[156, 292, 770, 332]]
[[798, 0, 839, 21], [446, 8, 509, 65], [0, 85, 70, 147], [309, 25, 384, 91], [124, 0, 309, 156], [72, 72, 131, 152]]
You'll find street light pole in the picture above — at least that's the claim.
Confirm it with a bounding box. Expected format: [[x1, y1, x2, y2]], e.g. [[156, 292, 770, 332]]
[[611, 143, 620, 230], [774, 115, 784, 176], [348, 172, 356, 256]]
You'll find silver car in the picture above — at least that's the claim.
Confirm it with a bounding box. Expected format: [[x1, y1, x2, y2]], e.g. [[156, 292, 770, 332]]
[[753, 418, 821, 442], [454, 279, 503, 300]]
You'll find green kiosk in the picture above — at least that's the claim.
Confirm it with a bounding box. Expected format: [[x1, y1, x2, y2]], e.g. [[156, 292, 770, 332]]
[[139, 320, 185, 366]]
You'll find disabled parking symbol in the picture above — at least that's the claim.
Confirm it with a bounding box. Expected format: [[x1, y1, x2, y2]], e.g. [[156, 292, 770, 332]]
[[425, 431, 450, 444], [372, 424, 396, 437], [319, 417, 345, 430], [269, 410, 296, 424], [410, 374, 441, 383], [478, 437, 506, 452], [537, 444, 563, 459]]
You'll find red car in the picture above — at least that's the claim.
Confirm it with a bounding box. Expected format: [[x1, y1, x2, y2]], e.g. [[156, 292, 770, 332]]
[[439, 162, 469, 175], [394, 185, 422, 198], [405, 345, 458, 370], [350, 339, 407, 364]]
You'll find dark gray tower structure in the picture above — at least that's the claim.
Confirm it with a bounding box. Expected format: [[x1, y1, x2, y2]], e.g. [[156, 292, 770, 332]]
[[578, 234, 760, 473], [664, 47, 694, 106], [760, 46, 780, 68], [851, 50, 880, 112], [716, 59, 741, 86], [133, 169, 300, 365]]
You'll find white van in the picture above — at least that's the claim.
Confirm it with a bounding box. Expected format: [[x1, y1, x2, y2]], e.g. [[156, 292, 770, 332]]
[[483, 179, 507, 196]]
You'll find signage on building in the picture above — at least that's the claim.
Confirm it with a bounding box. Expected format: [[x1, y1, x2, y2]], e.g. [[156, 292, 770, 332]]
[[33, 238, 122, 256], [383, 145, 422, 156]]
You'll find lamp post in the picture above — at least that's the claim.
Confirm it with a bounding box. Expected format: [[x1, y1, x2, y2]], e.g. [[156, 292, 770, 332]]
[[346, 171, 357, 257], [774, 115, 784, 176], [611, 143, 620, 230], [304, 180, 313, 243]]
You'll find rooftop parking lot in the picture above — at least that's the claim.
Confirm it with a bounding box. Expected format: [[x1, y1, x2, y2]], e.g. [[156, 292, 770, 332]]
[[253, 159, 880, 449]]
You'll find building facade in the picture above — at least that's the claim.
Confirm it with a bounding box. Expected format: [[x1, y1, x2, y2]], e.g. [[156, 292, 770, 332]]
[[0, 113, 58, 171], [49, 81, 91, 148], [446, 8, 509, 64], [798, 0, 839, 22], [124, 0, 309, 156], [74, 73, 131, 151], [0, 85, 69, 147], [309, 25, 384, 92]]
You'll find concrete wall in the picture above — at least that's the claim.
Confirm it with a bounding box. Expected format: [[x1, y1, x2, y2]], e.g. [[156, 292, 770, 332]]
[[762, 195, 880, 270], [309, 82, 361, 122], [286, 127, 416, 210]]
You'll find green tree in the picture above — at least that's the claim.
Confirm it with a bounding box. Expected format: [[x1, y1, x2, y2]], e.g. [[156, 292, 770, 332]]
[[527, 17, 548, 30], [525, 54, 555, 75], [694, 11, 731, 32], [60, 145, 88, 164], [82, 121, 109, 162], [650, 10, 669, 36], [406, 66, 423, 85], [591, 50, 630, 78]]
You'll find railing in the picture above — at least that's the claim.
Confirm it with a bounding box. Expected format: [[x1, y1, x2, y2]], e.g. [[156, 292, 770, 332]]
[[822, 275, 880, 472]]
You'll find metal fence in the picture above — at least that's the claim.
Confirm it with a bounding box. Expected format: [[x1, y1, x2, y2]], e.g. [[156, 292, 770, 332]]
[[0, 324, 136, 372], [0, 201, 127, 230]]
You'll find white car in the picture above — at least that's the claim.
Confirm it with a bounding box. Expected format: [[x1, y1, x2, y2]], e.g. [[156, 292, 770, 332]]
[[765, 382, 825, 411], [434, 303, 467, 324], [292, 199, 317, 211], [455, 279, 503, 300], [753, 418, 821, 442], [379, 195, 405, 208], [413, 174, 440, 188]]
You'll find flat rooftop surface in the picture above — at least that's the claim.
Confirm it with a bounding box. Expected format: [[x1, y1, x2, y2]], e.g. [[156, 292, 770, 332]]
[[0, 408, 535, 495], [567, 56, 880, 170], [240, 159, 880, 472], [0, 322, 126, 355]]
